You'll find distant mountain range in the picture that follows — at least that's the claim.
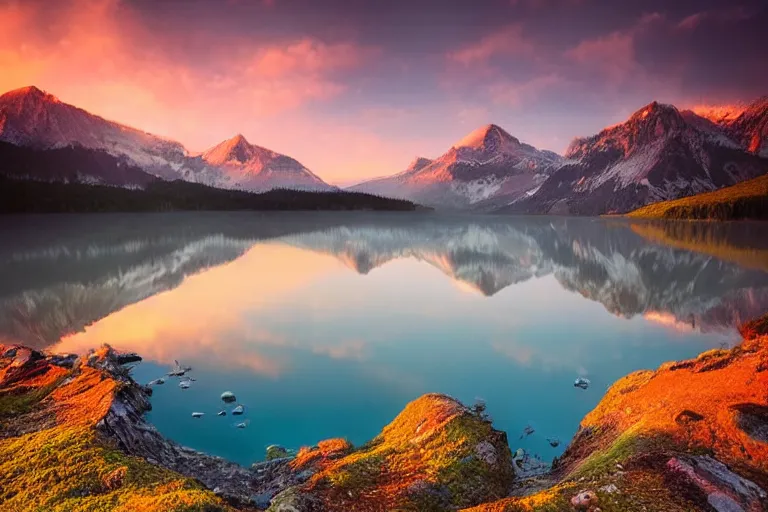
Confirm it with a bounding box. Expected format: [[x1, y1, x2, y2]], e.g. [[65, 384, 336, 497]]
[[349, 124, 562, 209], [353, 98, 768, 214], [0, 86, 333, 192], [1, 85, 766, 214]]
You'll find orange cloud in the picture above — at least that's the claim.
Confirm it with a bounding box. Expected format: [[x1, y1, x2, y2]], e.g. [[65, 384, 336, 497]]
[[251, 39, 373, 78], [0, 0, 388, 182], [447, 25, 534, 66]]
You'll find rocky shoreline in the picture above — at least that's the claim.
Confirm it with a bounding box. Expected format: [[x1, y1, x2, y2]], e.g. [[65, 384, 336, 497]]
[[1, 317, 767, 511]]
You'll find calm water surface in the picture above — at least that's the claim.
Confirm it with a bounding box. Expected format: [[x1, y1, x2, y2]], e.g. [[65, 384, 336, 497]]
[[1, 212, 767, 466]]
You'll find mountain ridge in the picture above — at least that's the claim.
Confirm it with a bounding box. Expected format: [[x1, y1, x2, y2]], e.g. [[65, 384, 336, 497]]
[[502, 99, 768, 215], [0, 86, 333, 192], [350, 123, 562, 209]]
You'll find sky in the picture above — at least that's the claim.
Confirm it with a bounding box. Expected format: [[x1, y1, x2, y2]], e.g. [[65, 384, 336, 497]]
[[1, 0, 766, 184]]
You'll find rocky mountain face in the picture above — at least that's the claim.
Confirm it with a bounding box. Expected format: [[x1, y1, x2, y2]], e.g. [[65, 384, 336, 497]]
[[0, 86, 198, 181], [0, 86, 331, 192], [724, 96, 768, 157], [0, 140, 158, 188], [505, 102, 768, 215], [200, 134, 332, 192], [350, 124, 562, 209]]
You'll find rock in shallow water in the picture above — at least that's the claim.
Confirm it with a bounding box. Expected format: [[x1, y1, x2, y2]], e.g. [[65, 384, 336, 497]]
[[221, 391, 236, 403], [266, 445, 289, 461]]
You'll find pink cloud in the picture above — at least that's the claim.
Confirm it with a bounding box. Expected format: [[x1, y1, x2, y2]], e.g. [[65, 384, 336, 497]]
[[447, 25, 534, 66], [565, 32, 635, 83], [488, 73, 563, 106], [251, 39, 373, 77], [0, 0, 375, 139]]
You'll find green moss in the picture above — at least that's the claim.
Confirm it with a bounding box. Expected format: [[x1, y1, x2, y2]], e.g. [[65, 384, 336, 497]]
[[265, 445, 289, 461], [326, 454, 384, 498], [431, 416, 514, 507], [568, 430, 644, 479], [0, 426, 231, 512], [0, 376, 66, 418]]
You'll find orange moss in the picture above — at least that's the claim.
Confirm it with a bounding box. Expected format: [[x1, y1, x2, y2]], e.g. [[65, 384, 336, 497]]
[[50, 366, 117, 427], [580, 336, 768, 472]]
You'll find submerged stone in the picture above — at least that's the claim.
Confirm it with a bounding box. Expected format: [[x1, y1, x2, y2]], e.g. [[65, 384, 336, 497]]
[[220, 391, 236, 403], [232, 404, 245, 415], [574, 377, 591, 389]]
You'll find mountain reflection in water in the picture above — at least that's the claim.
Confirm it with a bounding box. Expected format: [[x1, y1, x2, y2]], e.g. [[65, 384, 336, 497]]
[[0, 212, 766, 465]]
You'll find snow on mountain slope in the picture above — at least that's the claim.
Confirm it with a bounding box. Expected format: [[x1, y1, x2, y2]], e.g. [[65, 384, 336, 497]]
[[506, 101, 768, 215], [0, 86, 202, 181], [200, 134, 333, 192], [349, 124, 561, 209], [0, 86, 333, 192]]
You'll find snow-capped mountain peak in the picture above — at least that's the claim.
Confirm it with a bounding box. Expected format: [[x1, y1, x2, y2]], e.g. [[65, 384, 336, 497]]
[[200, 134, 332, 192], [351, 123, 561, 208], [201, 133, 275, 166], [0, 85, 334, 192], [453, 123, 520, 150], [510, 98, 768, 216]]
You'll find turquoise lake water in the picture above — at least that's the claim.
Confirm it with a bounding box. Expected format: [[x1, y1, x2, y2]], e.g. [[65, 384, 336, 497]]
[[1, 212, 767, 467]]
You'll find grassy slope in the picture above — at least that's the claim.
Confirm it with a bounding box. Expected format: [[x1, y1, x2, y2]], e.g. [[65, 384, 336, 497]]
[[0, 350, 232, 512], [626, 173, 768, 220]]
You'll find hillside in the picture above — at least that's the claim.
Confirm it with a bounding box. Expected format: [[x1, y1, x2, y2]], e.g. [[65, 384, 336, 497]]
[[627, 173, 768, 220], [0, 177, 423, 214]]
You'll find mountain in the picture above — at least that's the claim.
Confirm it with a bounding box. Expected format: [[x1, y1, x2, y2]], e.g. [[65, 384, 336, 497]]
[[0, 86, 332, 192], [0, 86, 200, 181], [200, 134, 332, 192], [0, 140, 157, 188], [504, 101, 768, 215], [350, 124, 562, 209], [725, 96, 768, 157]]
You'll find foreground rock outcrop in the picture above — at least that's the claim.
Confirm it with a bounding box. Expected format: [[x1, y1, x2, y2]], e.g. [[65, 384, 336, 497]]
[[1, 316, 767, 511]]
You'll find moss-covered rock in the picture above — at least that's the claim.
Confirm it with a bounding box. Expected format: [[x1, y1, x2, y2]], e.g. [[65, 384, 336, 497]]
[[273, 393, 516, 511]]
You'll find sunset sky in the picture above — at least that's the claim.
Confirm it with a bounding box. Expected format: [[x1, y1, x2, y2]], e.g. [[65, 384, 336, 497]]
[[1, 0, 766, 184]]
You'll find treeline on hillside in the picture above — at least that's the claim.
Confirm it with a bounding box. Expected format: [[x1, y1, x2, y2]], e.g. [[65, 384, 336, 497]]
[[0, 177, 424, 213], [657, 196, 768, 221], [627, 174, 768, 220]]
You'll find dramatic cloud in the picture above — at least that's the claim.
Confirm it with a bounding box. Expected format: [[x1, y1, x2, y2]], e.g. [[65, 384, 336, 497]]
[[447, 25, 534, 66], [1, 0, 765, 178]]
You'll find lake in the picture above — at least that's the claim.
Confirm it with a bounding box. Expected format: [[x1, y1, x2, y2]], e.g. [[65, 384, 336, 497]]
[[1, 212, 767, 467]]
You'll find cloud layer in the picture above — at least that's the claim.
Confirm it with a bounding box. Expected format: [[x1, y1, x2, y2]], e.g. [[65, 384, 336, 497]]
[[1, 0, 765, 182]]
